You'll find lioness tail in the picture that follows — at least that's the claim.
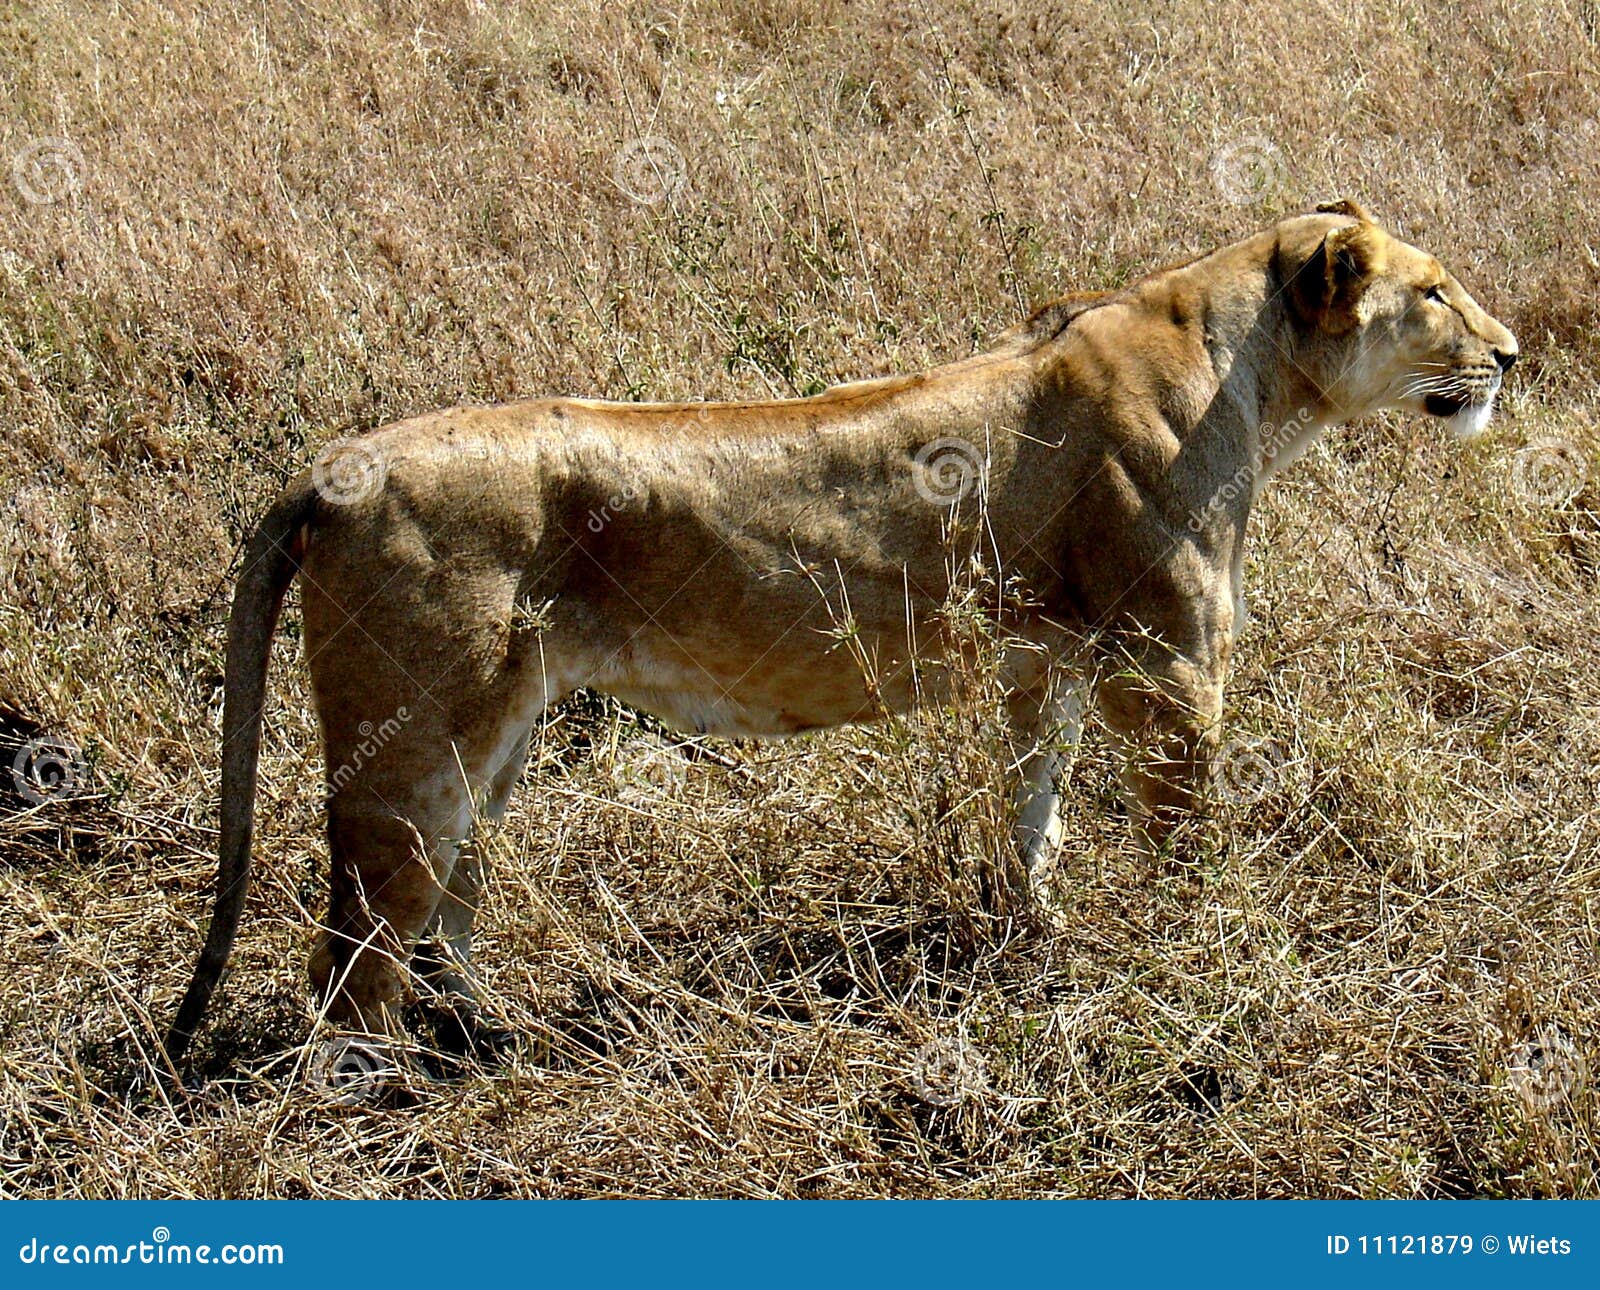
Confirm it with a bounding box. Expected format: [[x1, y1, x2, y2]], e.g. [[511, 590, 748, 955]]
[[164, 475, 316, 1066]]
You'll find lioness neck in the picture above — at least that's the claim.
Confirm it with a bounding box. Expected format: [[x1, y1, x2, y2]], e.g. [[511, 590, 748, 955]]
[[1084, 231, 1339, 502], [1172, 232, 1336, 444]]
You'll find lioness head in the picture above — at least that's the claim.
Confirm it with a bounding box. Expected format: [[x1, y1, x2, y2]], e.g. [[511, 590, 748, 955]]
[[1277, 199, 1518, 438]]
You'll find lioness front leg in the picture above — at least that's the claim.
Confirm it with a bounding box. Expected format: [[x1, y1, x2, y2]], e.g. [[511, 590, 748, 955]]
[[1005, 680, 1085, 909], [1095, 650, 1225, 858]]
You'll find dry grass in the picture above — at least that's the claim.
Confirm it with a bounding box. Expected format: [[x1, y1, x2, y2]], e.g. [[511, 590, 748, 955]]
[[2, 0, 1598, 1197]]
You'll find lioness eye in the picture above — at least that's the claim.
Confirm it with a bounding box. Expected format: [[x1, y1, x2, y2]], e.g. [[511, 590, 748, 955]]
[[1424, 284, 1446, 302]]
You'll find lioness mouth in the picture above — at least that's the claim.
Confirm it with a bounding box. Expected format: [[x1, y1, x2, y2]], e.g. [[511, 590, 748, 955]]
[[1428, 389, 1497, 440], [1425, 392, 1471, 417]]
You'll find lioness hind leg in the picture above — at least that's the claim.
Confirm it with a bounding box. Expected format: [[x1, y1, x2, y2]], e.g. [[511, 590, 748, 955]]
[[310, 769, 473, 1036], [415, 731, 530, 1006], [407, 730, 533, 1060]]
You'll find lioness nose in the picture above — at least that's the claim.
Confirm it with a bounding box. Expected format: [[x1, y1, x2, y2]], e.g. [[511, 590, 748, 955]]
[[1494, 348, 1517, 372]]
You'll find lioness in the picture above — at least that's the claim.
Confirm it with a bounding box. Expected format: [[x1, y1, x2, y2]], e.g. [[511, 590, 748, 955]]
[[165, 201, 1516, 1062]]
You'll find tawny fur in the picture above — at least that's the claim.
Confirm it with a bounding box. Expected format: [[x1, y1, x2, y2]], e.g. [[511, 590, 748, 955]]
[[165, 205, 1517, 1061]]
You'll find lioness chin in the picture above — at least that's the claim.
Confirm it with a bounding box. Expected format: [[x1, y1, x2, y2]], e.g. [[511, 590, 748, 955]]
[[165, 200, 1516, 1065]]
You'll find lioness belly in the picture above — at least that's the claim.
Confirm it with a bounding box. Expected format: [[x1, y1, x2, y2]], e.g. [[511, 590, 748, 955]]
[[581, 625, 919, 739]]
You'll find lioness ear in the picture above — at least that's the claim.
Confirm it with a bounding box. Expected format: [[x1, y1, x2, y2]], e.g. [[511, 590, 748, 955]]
[[1290, 222, 1385, 332], [1314, 197, 1372, 222]]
